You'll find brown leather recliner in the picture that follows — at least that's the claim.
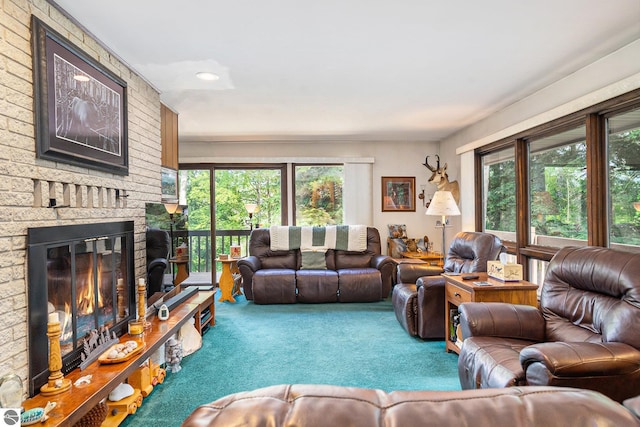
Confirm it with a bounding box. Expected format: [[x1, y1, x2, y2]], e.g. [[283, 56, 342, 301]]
[[458, 245, 640, 403], [392, 231, 503, 339]]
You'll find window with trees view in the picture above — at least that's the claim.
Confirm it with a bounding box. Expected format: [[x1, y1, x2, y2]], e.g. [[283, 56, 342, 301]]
[[482, 147, 516, 241], [215, 169, 282, 230], [294, 165, 343, 226], [528, 126, 587, 247], [478, 90, 640, 285], [608, 107, 640, 247]]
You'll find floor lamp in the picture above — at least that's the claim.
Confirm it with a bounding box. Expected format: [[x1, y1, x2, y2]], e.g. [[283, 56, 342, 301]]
[[245, 203, 258, 230], [164, 202, 180, 264], [425, 191, 460, 264]]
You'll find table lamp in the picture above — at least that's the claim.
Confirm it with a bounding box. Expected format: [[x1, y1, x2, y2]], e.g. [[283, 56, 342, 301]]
[[425, 190, 460, 263]]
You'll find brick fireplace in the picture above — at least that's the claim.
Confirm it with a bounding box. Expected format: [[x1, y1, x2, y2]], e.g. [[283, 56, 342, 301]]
[[27, 221, 136, 396]]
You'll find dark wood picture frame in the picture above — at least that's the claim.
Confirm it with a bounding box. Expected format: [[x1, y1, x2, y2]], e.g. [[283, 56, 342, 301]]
[[32, 16, 129, 175], [381, 176, 416, 212]]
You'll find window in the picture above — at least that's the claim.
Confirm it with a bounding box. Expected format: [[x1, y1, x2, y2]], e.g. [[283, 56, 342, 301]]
[[528, 126, 587, 248], [482, 147, 516, 243], [608, 107, 640, 249], [215, 168, 283, 230], [294, 165, 344, 225]]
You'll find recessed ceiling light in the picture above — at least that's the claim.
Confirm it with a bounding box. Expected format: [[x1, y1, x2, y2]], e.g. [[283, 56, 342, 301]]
[[196, 72, 219, 81], [74, 75, 90, 82]]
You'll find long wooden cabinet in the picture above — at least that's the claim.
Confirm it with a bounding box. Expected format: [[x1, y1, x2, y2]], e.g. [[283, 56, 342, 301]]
[[22, 291, 215, 426]]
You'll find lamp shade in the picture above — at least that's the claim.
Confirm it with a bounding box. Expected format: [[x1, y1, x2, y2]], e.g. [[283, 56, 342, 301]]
[[164, 203, 180, 215], [245, 203, 258, 214], [425, 191, 460, 217]]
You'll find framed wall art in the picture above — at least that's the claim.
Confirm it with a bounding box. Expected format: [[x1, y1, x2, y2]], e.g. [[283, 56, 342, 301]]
[[381, 176, 416, 212], [161, 167, 178, 201], [31, 16, 129, 175]]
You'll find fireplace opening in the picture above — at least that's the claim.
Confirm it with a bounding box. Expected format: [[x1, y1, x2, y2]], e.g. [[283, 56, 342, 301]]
[[27, 221, 135, 396]]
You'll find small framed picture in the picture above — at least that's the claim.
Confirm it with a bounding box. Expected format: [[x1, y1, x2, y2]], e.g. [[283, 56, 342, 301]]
[[381, 176, 416, 212], [161, 167, 178, 201]]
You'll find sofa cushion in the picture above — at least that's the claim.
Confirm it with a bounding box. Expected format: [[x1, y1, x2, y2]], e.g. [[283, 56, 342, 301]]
[[387, 223, 407, 238], [300, 250, 327, 270], [335, 251, 372, 269], [338, 268, 382, 302], [296, 270, 339, 303], [252, 269, 297, 304]]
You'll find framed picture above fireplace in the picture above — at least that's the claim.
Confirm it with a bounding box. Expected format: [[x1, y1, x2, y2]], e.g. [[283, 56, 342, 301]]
[[31, 16, 129, 175]]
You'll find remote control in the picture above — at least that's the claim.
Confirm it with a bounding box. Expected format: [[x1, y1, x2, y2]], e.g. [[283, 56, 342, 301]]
[[462, 275, 479, 280]]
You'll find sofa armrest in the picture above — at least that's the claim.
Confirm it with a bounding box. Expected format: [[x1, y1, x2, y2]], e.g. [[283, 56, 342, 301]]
[[521, 341, 640, 378], [522, 341, 640, 402], [148, 257, 168, 272], [237, 256, 262, 301], [371, 254, 393, 271], [237, 255, 261, 272], [458, 302, 545, 341], [371, 254, 395, 298], [397, 264, 444, 284]]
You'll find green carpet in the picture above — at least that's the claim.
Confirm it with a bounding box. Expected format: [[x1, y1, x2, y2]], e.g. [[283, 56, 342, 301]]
[[122, 291, 460, 426]]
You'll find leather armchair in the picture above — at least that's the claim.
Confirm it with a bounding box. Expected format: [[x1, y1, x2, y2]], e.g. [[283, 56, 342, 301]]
[[392, 231, 503, 339], [457, 245, 640, 403], [146, 228, 170, 296]]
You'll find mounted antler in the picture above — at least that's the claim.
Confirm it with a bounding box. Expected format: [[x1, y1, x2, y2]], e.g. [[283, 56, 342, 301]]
[[423, 155, 439, 172]]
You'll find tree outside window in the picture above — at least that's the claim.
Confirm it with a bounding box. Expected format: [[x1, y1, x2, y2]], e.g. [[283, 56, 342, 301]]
[[294, 165, 343, 226]]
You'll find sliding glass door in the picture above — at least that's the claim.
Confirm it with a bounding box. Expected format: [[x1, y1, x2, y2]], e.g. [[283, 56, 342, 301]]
[[179, 164, 287, 282], [214, 166, 285, 261]]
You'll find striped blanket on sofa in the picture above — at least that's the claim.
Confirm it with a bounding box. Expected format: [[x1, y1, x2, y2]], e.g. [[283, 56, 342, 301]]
[[269, 225, 368, 252]]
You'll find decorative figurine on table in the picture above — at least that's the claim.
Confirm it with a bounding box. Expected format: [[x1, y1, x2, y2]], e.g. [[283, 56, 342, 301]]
[[165, 337, 183, 373]]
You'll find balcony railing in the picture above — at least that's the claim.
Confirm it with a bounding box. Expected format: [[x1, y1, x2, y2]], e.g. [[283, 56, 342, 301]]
[[173, 229, 252, 272]]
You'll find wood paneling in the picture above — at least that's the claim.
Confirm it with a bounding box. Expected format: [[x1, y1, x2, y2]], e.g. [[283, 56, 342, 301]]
[[161, 103, 179, 169], [586, 113, 608, 246]]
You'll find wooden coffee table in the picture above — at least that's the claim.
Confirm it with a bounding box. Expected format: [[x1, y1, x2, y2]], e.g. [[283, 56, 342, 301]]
[[444, 272, 538, 354]]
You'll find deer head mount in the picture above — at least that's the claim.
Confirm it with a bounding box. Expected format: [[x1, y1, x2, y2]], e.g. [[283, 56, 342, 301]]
[[423, 155, 460, 205]]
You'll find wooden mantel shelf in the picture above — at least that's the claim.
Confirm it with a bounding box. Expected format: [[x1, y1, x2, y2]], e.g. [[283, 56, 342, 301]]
[[23, 291, 213, 426]]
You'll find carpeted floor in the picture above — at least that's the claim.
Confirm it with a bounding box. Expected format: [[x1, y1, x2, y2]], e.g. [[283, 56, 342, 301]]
[[122, 291, 460, 426]]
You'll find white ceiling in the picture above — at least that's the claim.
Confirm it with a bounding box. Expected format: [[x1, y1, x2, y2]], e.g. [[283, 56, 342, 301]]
[[51, 0, 640, 143]]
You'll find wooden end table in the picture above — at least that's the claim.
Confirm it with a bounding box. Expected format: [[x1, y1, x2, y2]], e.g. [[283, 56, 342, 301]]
[[169, 257, 189, 289], [444, 272, 538, 354], [400, 251, 444, 267], [217, 258, 239, 302]]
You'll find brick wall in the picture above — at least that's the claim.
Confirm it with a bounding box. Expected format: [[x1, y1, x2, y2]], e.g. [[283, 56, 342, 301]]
[[0, 0, 163, 392]]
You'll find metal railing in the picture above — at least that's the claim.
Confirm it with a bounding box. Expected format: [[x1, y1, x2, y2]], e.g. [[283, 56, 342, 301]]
[[173, 229, 252, 272]]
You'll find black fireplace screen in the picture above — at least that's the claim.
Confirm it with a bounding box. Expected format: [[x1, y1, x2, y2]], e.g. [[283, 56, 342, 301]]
[[27, 221, 135, 396]]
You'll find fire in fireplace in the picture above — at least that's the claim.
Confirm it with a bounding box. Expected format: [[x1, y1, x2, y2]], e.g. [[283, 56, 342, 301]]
[[27, 221, 135, 396]]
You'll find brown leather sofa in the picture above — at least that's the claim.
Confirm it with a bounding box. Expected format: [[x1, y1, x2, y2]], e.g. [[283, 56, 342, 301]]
[[237, 227, 394, 304], [458, 246, 640, 403], [181, 384, 640, 427], [392, 231, 503, 339]]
